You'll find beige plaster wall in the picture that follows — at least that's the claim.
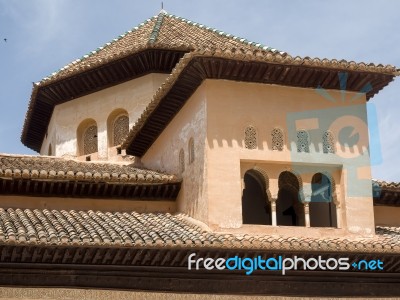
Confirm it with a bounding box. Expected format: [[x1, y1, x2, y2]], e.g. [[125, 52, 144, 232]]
[[204, 79, 374, 237], [374, 206, 400, 226], [0, 195, 176, 213], [40, 73, 168, 159], [141, 85, 208, 223]]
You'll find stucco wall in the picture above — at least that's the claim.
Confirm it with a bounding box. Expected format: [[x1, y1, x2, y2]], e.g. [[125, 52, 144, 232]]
[[141, 85, 208, 223], [204, 79, 374, 237], [40, 73, 168, 159]]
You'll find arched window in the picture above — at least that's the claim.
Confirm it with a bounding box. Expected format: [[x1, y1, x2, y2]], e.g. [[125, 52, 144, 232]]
[[297, 130, 310, 153], [48, 144, 52, 156], [188, 138, 195, 164], [242, 169, 271, 225], [271, 128, 284, 151], [310, 173, 337, 227], [244, 125, 257, 149], [323, 131, 335, 154], [179, 149, 185, 173], [77, 119, 98, 156], [276, 171, 304, 226]]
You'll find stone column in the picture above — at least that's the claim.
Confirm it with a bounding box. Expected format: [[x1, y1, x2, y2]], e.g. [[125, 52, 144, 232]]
[[335, 203, 342, 229], [334, 190, 341, 228], [301, 184, 313, 228], [270, 198, 277, 226], [303, 202, 310, 227]]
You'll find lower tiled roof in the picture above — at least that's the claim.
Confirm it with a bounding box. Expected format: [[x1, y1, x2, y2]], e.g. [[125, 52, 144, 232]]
[[0, 208, 399, 254], [0, 154, 181, 199], [374, 180, 400, 189], [0, 154, 178, 183], [373, 179, 400, 206]]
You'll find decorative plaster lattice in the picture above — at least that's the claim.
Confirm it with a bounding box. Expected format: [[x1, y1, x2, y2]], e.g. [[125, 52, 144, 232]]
[[244, 126, 257, 149], [272, 128, 284, 151], [297, 130, 310, 153], [278, 171, 300, 190], [179, 149, 185, 172], [323, 131, 335, 154], [189, 138, 195, 164], [83, 125, 98, 155], [113, 115, 129, 146]]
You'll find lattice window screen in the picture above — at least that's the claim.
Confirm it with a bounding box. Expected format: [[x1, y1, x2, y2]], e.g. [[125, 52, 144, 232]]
[[83, 125, 98, 155], [323, 131, 335, 154], [179, 149, 185, 172], [113, 115, 129, 146], [244, 126, 257, 149], [189, 138, 195, 164], [272, 128, 284, 151], [296, 130, 310, 153]]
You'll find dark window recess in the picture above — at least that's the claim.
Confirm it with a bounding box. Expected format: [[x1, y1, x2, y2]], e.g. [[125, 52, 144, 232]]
[[242, 170, 271, 225]]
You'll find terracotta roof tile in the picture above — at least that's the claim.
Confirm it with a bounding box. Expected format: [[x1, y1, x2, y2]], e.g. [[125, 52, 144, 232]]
[[0, 208, 399, 254], [0, 154, 178, 184], [373, 179, 400, 189]]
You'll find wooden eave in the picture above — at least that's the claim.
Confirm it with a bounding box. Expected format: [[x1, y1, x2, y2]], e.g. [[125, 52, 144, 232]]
[[0, 245, 399, 296], [374, 186, 400, 207], [0, 177, 181, 200]]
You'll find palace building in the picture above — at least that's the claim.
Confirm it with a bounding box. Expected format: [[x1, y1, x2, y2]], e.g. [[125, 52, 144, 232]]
[[0, 10, 400, 298]]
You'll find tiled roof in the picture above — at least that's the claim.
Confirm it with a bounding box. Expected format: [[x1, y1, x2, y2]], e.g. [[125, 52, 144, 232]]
[[373, 179, 400, 206], [0, 154, 181, 199], [40, 11, 280, 85], [0, 208, 399, 254], [0, 154, 178, 183], [373, 179, 400, 189]]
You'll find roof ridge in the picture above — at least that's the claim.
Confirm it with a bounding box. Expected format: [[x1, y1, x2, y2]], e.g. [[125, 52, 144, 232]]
[[148, 12, 166, 45]]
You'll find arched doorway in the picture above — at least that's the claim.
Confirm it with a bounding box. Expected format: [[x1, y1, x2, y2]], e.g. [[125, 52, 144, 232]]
[[310, 173, 337, 227], [277, 171, 304, 226], [242, 169, 271, 225]]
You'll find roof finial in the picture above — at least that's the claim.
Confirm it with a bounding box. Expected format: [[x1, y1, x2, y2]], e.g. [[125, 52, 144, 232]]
[[159, 2, 167, 14]]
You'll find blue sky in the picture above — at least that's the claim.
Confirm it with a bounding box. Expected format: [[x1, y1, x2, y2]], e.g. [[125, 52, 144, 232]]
[[0, 0, 399, 181]]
